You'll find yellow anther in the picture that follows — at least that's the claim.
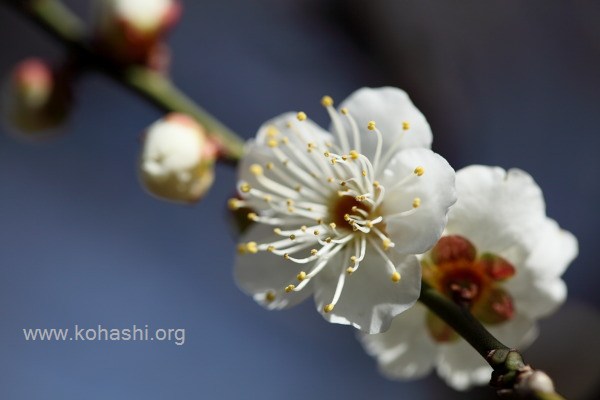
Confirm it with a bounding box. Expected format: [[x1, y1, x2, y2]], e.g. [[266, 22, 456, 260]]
[[373, 181, 380, 188], [349, 150, 359, 160], [263, 195, 272, 202], [383, 239, 392, 250], [350, 256, 357, 263], [294, 185, 302, 192], [324, 304, 335, 313], [240, 182, 251, 193], [391, 271, 401, 283], [267, 246, 275, 252], [266, 125, 279, 137], [321, 95, 334, 107], [367, 120, 376, 131], [311, 249, 318, 256], [289, 234, 296, 241], [316, 218, 324, 224], [285, 285, 295, 293], [340, 181, 347, 187], [325, 237, 332, 243], [283, 253, 290, 260], [297, 271, 307, 281], [344, 214, 351, 221], [247, 212, 258, 221], [281, 137, 289, 144], [414, 166, 425, 176], [352, 225, 358, 231], [267, 139, 278, 148], [296, 111, 307, 121], [265, 291, 276, 302], [340, 108, 349, 115], [366, 221, 373, 228], [402, 121, 410, 131], [341, 155, 348, 161], [331, 158, 337, 165], [288, 207, 295, 214], [301, 225, 307, 232], [313, 230, 320, 236], [355, 195, 364, 202], [265, 162, 274, 170], [286, 199, 294, 206], [274, 228, 282, 234], [237, 244, 247, 254], [324, 151, 331, 157], [362, 170, 367, 177], [412, 197, 421, 208], [346, 267, 354, 274], [246, 242, 258, 254], [227, 198, 240, 210], [329, 222, 337, 229], [249, 164, 263, 176]]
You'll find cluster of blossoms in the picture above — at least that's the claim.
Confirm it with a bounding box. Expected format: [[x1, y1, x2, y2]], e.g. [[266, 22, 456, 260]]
[[232, 87, 577, 388]]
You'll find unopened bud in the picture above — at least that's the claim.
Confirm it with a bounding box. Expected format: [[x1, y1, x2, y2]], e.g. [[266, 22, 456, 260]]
[[93, 0, 181, 68], [2, 58, 72, 138], [139, 113, 216, 203]]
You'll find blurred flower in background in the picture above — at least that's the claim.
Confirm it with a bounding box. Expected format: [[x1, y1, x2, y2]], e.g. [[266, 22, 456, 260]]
[[2, 57, 72, 138], [92, 0, 181, 69]]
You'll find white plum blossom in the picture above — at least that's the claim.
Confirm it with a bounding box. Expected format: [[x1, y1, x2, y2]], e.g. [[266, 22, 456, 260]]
[[360, 165, 578, 388], [233, 87, 457, 333]]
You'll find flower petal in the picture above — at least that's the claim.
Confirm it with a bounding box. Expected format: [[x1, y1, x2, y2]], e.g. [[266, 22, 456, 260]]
[[524, 218, 578, 279], [359, 303, 437, 380], [436, 339, 493, 391], [337, 87, 432, 161], [234, 224, 313, 310], [446, 166, 547, 264], [382, 148, 457, 255], [314, 249, 421, 333]]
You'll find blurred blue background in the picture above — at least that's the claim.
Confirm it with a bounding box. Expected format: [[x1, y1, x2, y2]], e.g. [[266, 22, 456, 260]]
[[1, 1, 599, 399]]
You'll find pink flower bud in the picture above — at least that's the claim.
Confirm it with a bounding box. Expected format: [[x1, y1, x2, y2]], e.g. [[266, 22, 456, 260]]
[[139, 113, 217, 203], [93, 0, 181, 67], [2, 58, 72, 137]]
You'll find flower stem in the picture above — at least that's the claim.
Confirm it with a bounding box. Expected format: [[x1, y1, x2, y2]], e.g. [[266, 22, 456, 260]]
[[3, 0, 244, 162], [419, 282, 566, 399]]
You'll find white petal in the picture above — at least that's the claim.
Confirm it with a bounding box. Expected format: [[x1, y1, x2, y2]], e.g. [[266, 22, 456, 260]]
[[359, 303, 437, 380], [337, 87, 432, 161], [234, 224, 313, 310], [509, 277, 567, 320], [436, 339, 493, 391], [523, 218, 578, 279], [487, 313, 539, 349], [382, 148, 457, 255], [313, 249, 421, 333], [447, 166, 547, 263], [504, 219, 575, 319]]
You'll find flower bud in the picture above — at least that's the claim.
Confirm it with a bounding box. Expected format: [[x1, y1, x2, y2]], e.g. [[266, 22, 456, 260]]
[[139, 113, 216, 203], [2, 58, 72, 137], [93, 0, 181, 67]]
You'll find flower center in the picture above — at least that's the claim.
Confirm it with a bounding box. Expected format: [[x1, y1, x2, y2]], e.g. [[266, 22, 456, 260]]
[[422, 235, 517, 343], [330, 195, 371, 231]]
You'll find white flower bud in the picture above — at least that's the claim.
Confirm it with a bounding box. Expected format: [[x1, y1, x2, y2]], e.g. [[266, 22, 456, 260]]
[[93, 0, 181, 66], [139, 113, 217, 203]]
